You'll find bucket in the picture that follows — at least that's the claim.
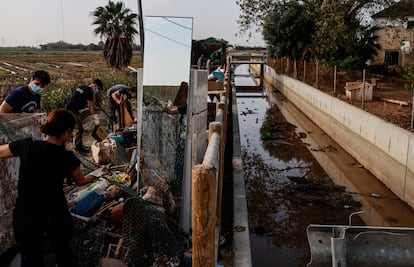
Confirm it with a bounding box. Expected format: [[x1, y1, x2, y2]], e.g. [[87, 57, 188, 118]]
[[73, 190, 105, 217], [110, 202, 125, 225]]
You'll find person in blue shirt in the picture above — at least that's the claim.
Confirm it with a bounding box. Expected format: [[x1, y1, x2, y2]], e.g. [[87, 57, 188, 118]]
[[64, 79, 103, 153], [0, 70, 51, 113]]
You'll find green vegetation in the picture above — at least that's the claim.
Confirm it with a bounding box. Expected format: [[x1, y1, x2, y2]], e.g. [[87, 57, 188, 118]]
[[263, 2, 313, 59], [237, 0, 397, 67], [0, 50, 140, 114]]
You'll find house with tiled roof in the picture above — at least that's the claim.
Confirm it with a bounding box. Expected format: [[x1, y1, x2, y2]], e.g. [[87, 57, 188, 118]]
[[371, 0, 414, 66]]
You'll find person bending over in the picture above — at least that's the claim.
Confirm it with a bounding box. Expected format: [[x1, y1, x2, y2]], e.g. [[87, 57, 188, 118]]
[[64, 79, 103, 153], [106, 84, 137, 124], [0, 109, 96, 267]]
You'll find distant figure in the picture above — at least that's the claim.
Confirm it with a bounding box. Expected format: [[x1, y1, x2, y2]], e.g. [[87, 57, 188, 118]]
[[106, 84, 137, 125], [197, 54, 204, 69], [212, 65, 226, 82], [64, 79, 103, 154], [174, 81, 188, 109], [206, 58, 212, 73], [0, 70, 51, 113]]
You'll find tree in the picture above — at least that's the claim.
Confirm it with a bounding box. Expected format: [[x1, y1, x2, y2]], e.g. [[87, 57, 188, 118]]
[[238, 0, 398, 63], [237, 0, 397, 34], [91, 1, 138, 69], [307, 0, 383, 64], [263, 2, 314, 59]]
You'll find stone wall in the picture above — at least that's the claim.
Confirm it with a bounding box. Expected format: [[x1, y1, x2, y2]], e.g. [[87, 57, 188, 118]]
[[372, 26, 414, 66]]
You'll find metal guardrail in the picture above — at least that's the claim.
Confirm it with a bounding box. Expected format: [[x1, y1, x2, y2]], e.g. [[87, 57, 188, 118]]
[[307, 224, 414, 267]]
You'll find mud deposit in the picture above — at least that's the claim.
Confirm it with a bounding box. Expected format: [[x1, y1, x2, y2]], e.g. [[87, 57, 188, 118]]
[[238, 95, 362, 266]]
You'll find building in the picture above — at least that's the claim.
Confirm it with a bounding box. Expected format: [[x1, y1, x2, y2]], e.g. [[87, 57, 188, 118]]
[[372, 0, 414, 66]]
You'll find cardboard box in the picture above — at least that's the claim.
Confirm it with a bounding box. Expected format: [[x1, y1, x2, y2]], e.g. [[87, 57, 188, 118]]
[[208, 81, 224, 91]]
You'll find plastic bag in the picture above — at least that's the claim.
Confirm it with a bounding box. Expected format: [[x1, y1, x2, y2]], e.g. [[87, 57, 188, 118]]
[[91, 138, 117, 165]]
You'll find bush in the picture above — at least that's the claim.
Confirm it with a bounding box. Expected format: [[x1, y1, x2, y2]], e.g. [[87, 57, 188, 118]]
[[338, 56, 365, 70], [366, 64, 398, 76]]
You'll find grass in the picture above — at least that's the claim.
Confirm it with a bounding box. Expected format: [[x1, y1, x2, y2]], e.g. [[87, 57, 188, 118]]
[[0, 50, 142, 113]]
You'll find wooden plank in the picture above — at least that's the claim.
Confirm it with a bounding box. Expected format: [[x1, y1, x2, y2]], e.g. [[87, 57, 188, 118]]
[[380, 98, 409, 106], [345, 82, 373, 91]]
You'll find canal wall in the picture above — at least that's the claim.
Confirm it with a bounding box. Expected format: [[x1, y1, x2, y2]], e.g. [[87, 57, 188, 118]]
[[257, 64, 414, 210]]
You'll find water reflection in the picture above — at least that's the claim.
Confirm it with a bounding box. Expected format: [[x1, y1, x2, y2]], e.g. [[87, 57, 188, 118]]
[[236, 62, 414, 266], [234, 64, 257, 86], [237, 65, 414, 266], [238, 96, 361, 266]]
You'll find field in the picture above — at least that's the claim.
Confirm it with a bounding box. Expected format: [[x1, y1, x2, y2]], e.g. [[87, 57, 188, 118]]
[[0, 50, 142, 112]]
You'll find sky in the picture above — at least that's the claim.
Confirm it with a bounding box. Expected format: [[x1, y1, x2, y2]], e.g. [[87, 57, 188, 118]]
[[0, 0, 265, 47], [143, 16, 193, 85]]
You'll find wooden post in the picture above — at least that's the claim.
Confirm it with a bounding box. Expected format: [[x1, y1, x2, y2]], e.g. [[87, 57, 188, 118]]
[[192, 164, 217, 267], [209, 121, 224, 230], [260, 63, 264, 88], [218, 93, 228, 138]]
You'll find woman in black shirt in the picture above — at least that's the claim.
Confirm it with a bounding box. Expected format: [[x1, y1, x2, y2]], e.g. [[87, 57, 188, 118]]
[[0, 109, 96, 267]]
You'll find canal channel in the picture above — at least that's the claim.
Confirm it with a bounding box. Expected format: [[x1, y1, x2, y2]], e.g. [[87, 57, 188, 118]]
[[233, 64, 414, 266]]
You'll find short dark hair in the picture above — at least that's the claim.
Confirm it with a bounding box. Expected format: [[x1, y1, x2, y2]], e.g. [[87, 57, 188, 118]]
[[32, 70, 51, 86], [40, 109, 76, 137], [93, 79, 103, 90], [130, 86, 137, 93]]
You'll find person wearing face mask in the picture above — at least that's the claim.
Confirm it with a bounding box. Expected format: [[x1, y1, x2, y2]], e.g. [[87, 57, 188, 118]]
[[0, 70, 51, 113], [64, 79, 103, 154], [0, 109, 96, 267]]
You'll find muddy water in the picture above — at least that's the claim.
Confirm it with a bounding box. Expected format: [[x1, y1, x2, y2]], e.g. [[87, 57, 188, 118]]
[[235, 66, 414, 266]]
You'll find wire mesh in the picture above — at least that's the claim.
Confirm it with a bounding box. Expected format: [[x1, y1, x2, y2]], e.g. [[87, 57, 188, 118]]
[[72, 218, 107, 266], [169, 115, 186, 198], [122, 197, 185, 267]]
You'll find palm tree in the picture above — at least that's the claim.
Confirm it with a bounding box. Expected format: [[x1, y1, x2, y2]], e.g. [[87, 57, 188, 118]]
[[91, 1, 138, 69]]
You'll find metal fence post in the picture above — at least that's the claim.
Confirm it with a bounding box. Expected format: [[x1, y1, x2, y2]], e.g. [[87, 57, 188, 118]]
[[362, 69, 366, 110], [333, 65, 337, 94], [304, 60, 306, 81]]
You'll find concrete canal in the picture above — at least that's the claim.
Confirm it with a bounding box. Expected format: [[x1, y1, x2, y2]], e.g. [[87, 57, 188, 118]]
[[234, 65, 414, 266]]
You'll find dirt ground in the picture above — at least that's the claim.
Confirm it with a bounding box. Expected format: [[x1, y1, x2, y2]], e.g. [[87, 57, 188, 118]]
[[264, 60, 413, 131], [332, 83, 412, 130]]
